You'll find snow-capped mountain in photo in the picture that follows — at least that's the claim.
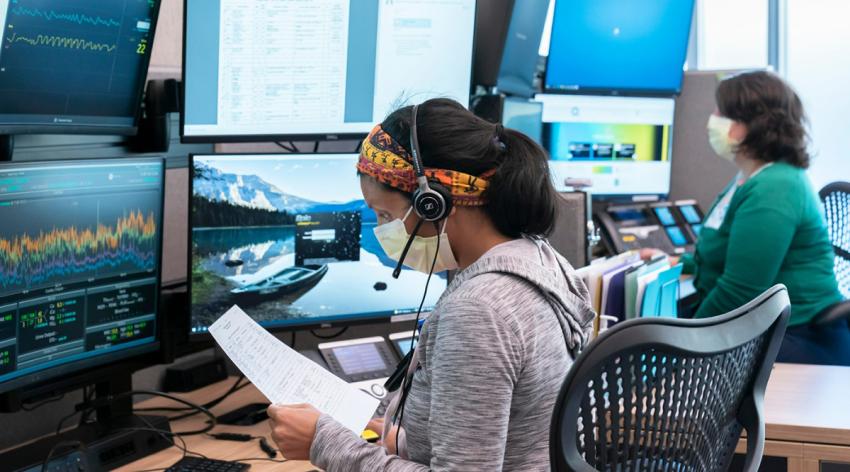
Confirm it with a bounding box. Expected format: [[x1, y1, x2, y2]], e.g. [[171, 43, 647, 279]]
[[193, 161, 371, 218]]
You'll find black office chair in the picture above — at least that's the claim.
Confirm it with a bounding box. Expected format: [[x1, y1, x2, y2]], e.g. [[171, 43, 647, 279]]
[[550, 285, 791, 472], [815, 182, 850, 325]]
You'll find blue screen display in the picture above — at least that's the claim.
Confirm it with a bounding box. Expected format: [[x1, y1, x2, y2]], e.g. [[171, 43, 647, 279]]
[[545, 0, 695, 93], [653, 207, 676, 226], [502, 97, 543, 144], [665, 226, 688, 246], [679, 205, 702, 224]]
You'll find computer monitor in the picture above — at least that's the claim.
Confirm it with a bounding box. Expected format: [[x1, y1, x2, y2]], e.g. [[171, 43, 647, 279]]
[[189, 154, 446, 335], [501, 96, 543, 145], [496, 0, 549, 97], [536, 94, 675, 197], [182, 0, 477, 142], [471, 0, 513, 89], [0, 1, 161, 135], [544, 0, 695, 95], [0, 158, 165, 395]]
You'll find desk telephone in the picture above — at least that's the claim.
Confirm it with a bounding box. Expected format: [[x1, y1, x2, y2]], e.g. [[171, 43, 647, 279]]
[[595, 200, 704, 255], [318, 336, 416, 419], [218, 336, 408, 426]]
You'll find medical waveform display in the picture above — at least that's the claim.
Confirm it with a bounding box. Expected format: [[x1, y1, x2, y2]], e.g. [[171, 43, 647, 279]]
[[9, 6, 122, 28], [4, 32, 117, 52], [0, 0, 159, 131], [0, 211, 158, 294]]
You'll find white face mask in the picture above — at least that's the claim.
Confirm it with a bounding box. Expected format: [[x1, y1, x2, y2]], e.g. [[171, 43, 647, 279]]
[[373, 207, 458, 274], [707, 114, 741, 161]]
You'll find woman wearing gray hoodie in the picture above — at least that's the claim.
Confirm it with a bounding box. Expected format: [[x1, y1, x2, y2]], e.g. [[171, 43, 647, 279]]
[[268, 98, 596, 471]]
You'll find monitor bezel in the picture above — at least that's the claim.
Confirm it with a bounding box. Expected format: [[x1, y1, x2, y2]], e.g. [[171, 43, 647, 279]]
[[186, 152, 447, 341], [0, 156, 166, 395], [541, 0, 695, 97], [0, 0, 164, 136], [179, 0, 479, 144]]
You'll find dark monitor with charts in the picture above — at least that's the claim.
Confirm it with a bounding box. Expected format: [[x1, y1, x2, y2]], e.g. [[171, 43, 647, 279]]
[[0, 158, 164, 394]]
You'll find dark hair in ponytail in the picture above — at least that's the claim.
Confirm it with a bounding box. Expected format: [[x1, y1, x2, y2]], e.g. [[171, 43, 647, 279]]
[[716, 70, 810, 168], [380, 98, 557, 238]]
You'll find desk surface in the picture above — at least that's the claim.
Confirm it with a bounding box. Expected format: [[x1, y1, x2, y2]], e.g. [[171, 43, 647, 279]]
[[120, 379, 317, 471], [123, 362, 850, 470], [763, 363, 850, 446]]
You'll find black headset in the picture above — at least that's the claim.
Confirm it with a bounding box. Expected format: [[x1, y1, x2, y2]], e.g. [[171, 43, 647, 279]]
[[409, 104, 453, 222], [390, 104, 454, 279]]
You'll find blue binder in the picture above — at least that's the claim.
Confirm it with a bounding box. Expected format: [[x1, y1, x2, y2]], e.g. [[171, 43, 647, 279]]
[[640, 264, 684, 318]]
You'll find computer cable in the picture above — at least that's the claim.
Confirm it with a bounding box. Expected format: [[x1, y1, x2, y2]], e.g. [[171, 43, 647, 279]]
[[206, 433, 278, 458], [128, 390, 218, 436], [102, 414, 236, 471], [168, 379, 247, 422], [275, 141, 299, 152], [78, 385, 97, 426], [258, 437, 277, 458], [121, 425, 205, 472], [63, 390, 218, 437], [135, 375, 248, 418], [393, 223, 441, 452], [131, 439, 288, 472], [63, 422, 289, 472], [20, 393, 65, 412]]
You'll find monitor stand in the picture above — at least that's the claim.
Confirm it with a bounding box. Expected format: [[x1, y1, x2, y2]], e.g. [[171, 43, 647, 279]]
[[0, 368, 174, 471]]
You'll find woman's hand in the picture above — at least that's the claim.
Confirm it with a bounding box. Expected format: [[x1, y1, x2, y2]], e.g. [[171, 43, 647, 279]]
[[639, 248, 680, 267], [267, 403, 321, 460], [639, 248, 667, 261], [366, 417, 385, 436], [365, 417, 401, 454]]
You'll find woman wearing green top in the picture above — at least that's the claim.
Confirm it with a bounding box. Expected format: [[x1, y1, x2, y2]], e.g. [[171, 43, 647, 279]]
[[652, 71, 848, 365]]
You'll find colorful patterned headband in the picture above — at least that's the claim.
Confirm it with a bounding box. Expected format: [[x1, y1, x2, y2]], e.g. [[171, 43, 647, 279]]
[[357, 125, 494, 207]]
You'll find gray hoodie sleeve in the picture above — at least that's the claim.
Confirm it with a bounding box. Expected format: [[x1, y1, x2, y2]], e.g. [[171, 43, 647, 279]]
[[309, 296, 522, 471]]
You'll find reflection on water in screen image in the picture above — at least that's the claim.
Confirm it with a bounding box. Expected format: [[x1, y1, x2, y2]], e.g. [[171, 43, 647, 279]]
[[191, 224, 445, 331]]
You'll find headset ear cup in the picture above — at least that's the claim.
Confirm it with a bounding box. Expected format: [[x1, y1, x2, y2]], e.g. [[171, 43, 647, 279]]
[[430, 182, 453, 220], [413, 181, 453, 222]]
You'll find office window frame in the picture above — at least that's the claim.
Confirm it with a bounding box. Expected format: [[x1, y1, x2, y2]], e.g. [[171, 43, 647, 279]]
[[685, 0, 780, 72]]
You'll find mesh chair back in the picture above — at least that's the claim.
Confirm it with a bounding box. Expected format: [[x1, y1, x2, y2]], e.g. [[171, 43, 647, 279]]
[[820, 182, 850, 298], [551, 285, 791, 472]]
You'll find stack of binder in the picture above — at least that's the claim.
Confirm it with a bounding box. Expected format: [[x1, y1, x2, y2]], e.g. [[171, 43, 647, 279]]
[[575, 252, 683, 336]]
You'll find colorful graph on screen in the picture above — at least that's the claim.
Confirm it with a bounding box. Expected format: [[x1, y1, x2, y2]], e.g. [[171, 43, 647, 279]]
[[0, 210, 157, 294]]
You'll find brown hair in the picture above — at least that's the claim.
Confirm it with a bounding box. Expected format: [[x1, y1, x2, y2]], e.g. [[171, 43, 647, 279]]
[[716, 70, 810, 168], [379, 98, 558, 238]]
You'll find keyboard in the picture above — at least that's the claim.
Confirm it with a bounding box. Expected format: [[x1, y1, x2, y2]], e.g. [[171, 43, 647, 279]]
[[166, 457, 250, 471]]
